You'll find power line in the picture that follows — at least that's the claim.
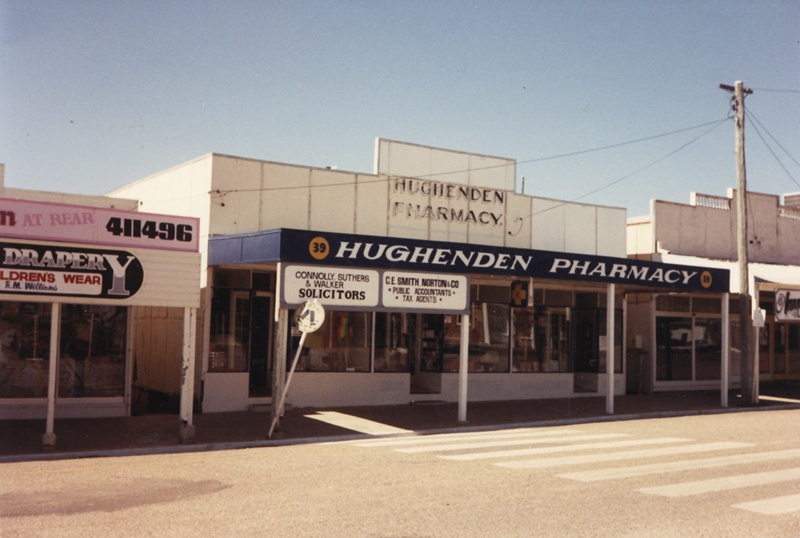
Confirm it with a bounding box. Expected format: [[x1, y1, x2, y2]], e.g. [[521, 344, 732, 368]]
[[746, 110, 800, 189], [508, 118, 729, 232], [748, 87, 800, 94], [211, 118, 730, 197]]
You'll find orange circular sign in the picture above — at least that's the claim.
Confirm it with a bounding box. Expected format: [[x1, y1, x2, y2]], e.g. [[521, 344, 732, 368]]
[[308, 237, 330, 260]]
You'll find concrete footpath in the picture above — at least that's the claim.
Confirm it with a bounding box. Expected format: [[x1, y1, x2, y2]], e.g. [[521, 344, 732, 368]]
[[1, 382, 799, 462]]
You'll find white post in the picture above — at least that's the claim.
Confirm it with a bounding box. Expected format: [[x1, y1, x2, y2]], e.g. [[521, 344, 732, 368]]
[[42, 302, 60, 447], [721, 292, 730, 407], [179, 307, 197, 442], [606, 284, 615, 415], [457, 313, 470, 424]]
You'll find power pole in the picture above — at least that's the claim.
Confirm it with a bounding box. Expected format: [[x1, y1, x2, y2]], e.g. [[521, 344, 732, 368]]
[[719, 81, 757, 405]]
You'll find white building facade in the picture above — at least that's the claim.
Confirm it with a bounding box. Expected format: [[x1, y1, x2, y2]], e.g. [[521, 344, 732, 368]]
[[109, 140, 730, 413], [0, 164, 202, 443], [627, 189, 800, 392]]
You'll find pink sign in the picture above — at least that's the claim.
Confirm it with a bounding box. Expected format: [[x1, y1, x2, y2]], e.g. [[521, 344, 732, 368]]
[[0, 198, 199, 252]]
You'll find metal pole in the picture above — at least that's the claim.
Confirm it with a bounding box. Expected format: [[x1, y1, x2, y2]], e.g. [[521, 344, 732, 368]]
[[269, 331, 307, 439], [457, 313, 470, 424], [606, 284, 615, 415], [42, 302, 60, 447]]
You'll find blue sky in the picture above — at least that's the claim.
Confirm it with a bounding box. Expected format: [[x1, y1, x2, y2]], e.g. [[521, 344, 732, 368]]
[[1, 1, 798, 216]]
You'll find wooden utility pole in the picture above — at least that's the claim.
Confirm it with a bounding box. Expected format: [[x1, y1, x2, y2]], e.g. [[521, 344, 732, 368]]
[[719, 81, 757, 405]]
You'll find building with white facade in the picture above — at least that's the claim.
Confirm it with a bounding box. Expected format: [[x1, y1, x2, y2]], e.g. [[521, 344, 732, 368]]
[[108, 140, 730, 417], [0, 165, 201, 444], [627, 189, 800, 393]]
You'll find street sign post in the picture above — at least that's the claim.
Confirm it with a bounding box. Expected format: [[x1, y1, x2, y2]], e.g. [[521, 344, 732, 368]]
[[269, 300, 325, 438]]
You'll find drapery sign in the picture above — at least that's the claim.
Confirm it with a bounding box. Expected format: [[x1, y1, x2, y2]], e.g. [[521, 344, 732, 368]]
[[775, 289, 800, 321]]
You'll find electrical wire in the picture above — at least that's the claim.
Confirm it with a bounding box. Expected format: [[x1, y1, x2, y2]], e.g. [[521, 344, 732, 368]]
[[745, 110, 800, 189], [748, 87, 800, 94], [210, 118, 730, 197], [507, 118, 729, 233]]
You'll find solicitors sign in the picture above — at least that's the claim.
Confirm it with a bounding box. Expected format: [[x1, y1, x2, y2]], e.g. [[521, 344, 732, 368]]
[[281, 264, 470, 314]]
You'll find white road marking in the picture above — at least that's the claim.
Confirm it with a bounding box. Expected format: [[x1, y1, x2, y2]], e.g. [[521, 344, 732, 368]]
[[352, 428, 585, 448], [559, 448, 800, 482], [440, 437, 685, 461], [733, 493, 800, 515], [305, 411, 412, 436], [396, 433, 631, 454], [495, 442, 753, 469], [640, 467, 800, 497]]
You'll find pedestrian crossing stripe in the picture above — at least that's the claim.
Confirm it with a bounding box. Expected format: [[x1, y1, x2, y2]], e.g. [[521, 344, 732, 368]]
[[440, 437, 689, 461], [397, 433, 631, 454], [733, 493, 800, 515], [559, 448, 800, 482], [495, 441, 753, 469], [351, 427, 585, 448], [639, 467, 800, 497]]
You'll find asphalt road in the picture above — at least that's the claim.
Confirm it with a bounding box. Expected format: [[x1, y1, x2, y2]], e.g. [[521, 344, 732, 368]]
[[1, 410, 799, 537]]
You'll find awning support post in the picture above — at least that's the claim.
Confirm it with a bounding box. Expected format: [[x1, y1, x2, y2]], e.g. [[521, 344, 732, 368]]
[[457, 313, 470, 424], [179, 307, 197, 442], [42, 302, 60, 447], [606, 284, 615, 415]]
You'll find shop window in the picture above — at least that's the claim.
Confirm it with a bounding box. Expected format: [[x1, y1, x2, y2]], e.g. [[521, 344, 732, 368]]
[[694, 318, 722, 380], [375, 312, 415, 373], [59, 305, 127, 398], [292, 310, 371, 372], [209, 289, 249, 372], [789, 325, 800, 375], [599, 309, 624, 374], [656, 317, 693, 381], [467, 303, 509, 373], [758, 324, 771, 374], [512, 306, 571, 372], [420, 314, 444, 372], [0, 302, 126, 399], [545, 289, 573, 307], [693, 297, 721, 314], [773, 325, 786, 375], [0, 302, 52, 398], [215, 269, 251, 288], [656, 295, 690, 312]]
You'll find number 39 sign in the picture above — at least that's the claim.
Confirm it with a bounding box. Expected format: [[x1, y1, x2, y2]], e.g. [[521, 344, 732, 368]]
[[297, 299, 325, 333]]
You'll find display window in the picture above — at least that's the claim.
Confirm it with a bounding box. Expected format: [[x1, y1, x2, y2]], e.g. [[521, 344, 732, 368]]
[[512, 306, 571, 373], [374, 312, 416, 373], [209, 289, 250, 372], [0, 302, 52, 398], [59, 305, 127, 398], [656, 294, 723, 382], [291, 310, 371, 372], [0, 302, 126, 399], [465, 302, 510, 373]]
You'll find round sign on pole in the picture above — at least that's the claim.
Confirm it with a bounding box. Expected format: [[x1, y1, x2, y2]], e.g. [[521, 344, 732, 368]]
[[297, 299, 325, 333]]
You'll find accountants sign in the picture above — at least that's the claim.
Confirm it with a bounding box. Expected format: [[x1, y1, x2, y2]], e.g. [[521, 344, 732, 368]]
[[279, 229, 730, 292], [281, 264, 470, 314]]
